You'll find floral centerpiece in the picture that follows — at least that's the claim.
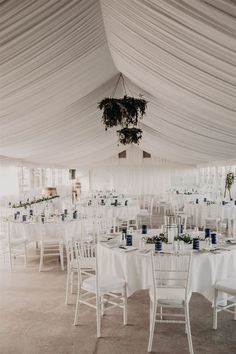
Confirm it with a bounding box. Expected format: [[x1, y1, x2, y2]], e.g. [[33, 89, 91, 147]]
[[174, 234, 192, 244], [144, 234, 168, 244]]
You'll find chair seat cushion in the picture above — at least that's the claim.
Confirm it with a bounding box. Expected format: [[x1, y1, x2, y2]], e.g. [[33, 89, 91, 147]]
[[80, 258, 96, 270], [149, 287, 191, 306], [82, 276, 125, 294], [215, 278, 236, 295]]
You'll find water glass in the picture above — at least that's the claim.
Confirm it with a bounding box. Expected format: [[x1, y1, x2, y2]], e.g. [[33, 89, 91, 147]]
[[193, 238, 200, 250], [126, 235, 132, 246], [142, 224, 148, 234], [155, 240, 162, 252], [211, 233, 217, 245]]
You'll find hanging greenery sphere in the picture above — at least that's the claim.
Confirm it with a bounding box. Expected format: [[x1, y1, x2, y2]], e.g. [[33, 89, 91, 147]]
[[117, 127, 142, 145], [98, 95, 147, 130]]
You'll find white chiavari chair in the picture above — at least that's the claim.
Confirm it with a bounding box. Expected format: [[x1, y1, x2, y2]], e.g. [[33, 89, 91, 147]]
[[148, 252, 194, 354], [73, 241, 127, 337], [38, 221, 64, 272], [0, 219, 27, 271], [213, 278, 236, 330]]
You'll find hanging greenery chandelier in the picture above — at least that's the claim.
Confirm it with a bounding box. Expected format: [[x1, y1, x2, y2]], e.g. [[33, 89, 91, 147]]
[[98, 73, 147, 145]]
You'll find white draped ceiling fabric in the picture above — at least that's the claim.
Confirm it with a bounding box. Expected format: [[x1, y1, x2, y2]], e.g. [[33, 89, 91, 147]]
[[0, 0, 235, 168]]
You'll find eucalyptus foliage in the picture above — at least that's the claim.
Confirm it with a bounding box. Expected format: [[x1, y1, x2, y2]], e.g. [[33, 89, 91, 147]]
[[144, 234, 168, 244], [117, 127, 142, 145], [10, 195, 59, 209], [174, 234, 192, 244], [224, 172, 235, 199], [98, 95, 147, 130]]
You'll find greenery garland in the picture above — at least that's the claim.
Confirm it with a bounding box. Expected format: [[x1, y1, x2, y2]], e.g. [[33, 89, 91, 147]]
[[224, 172, 234, 199], [10, 195, 60, 209]]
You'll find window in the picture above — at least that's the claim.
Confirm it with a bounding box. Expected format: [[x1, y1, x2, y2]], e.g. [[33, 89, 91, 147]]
[[118, 150, 126, 158], [143, 151, 151, 158]]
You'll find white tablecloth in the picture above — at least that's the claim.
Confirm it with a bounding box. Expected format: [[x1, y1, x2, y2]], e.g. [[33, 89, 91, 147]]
[[9, 218, 95, 242], [79, 205, 140, 220], [98, 242, 236, 302], [184, 203, 236, 228]]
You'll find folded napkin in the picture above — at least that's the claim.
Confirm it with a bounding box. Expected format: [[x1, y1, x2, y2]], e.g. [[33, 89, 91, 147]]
[[119, 246, 138, 252], [105, 243, 119, 249]]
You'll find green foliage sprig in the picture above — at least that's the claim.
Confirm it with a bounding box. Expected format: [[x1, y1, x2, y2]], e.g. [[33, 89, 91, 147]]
[[98, 95, 147, 130], [10, 195, 60, 209], [224, 172, 234, 199], [174, 234, 192, 244], [117, 127, 142, 145], [144, 234, 168, 244]]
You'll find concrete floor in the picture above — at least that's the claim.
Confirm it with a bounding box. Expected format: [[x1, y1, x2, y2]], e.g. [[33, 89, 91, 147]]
[[0, 256, 236, 354]]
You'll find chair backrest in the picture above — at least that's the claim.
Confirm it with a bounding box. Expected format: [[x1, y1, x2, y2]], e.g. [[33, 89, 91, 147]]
[[65, 238, 77, 268], [0, 219, 11, 252], [151, 252, 192, 300], [73, 239, 96, 277]]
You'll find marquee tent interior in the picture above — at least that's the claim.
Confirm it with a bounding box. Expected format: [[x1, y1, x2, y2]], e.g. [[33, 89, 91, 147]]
[[1, 0, 235, 171], [1, 2, 236, 354]]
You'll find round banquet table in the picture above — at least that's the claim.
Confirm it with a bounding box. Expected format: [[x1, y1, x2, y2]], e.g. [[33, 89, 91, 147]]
[[9, 218, 96, 242], [97, 241, 236, 303], [79, 205, 140, 220], [184, 203, 236, 228]]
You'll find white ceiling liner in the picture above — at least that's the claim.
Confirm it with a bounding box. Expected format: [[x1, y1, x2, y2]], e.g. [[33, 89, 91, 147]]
[[0, 0, 235, 168]]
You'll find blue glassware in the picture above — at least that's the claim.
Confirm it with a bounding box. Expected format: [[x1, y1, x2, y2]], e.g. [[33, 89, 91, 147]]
[[142, 224, 148, 234], [205, 228, 211, 238], [193, 238, 200, 250], [126, 235, 132, 246], [177, 224, 184, 235], [122, 227, 127, 235], [155, 240, 162, 252], [211, 233, 217, 245]]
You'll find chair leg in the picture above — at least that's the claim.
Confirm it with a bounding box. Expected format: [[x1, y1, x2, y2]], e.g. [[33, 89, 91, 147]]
[[39, 242, 43, 272], [8, 250, 12, 272], [65, 268, 70, 305], [101, 295, 105, 317], [59, 243, 64, 271], [148, 301, 156, 353], [70, 271, 74, 294], [24, 242, 27, 267], [149, 298, 153, 329], [74, 286, 80, 326], [96, 295, 101, 338], [185, 304, 194, 354], [123, 285, 127, 325], [213, 289, 218, 330]]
